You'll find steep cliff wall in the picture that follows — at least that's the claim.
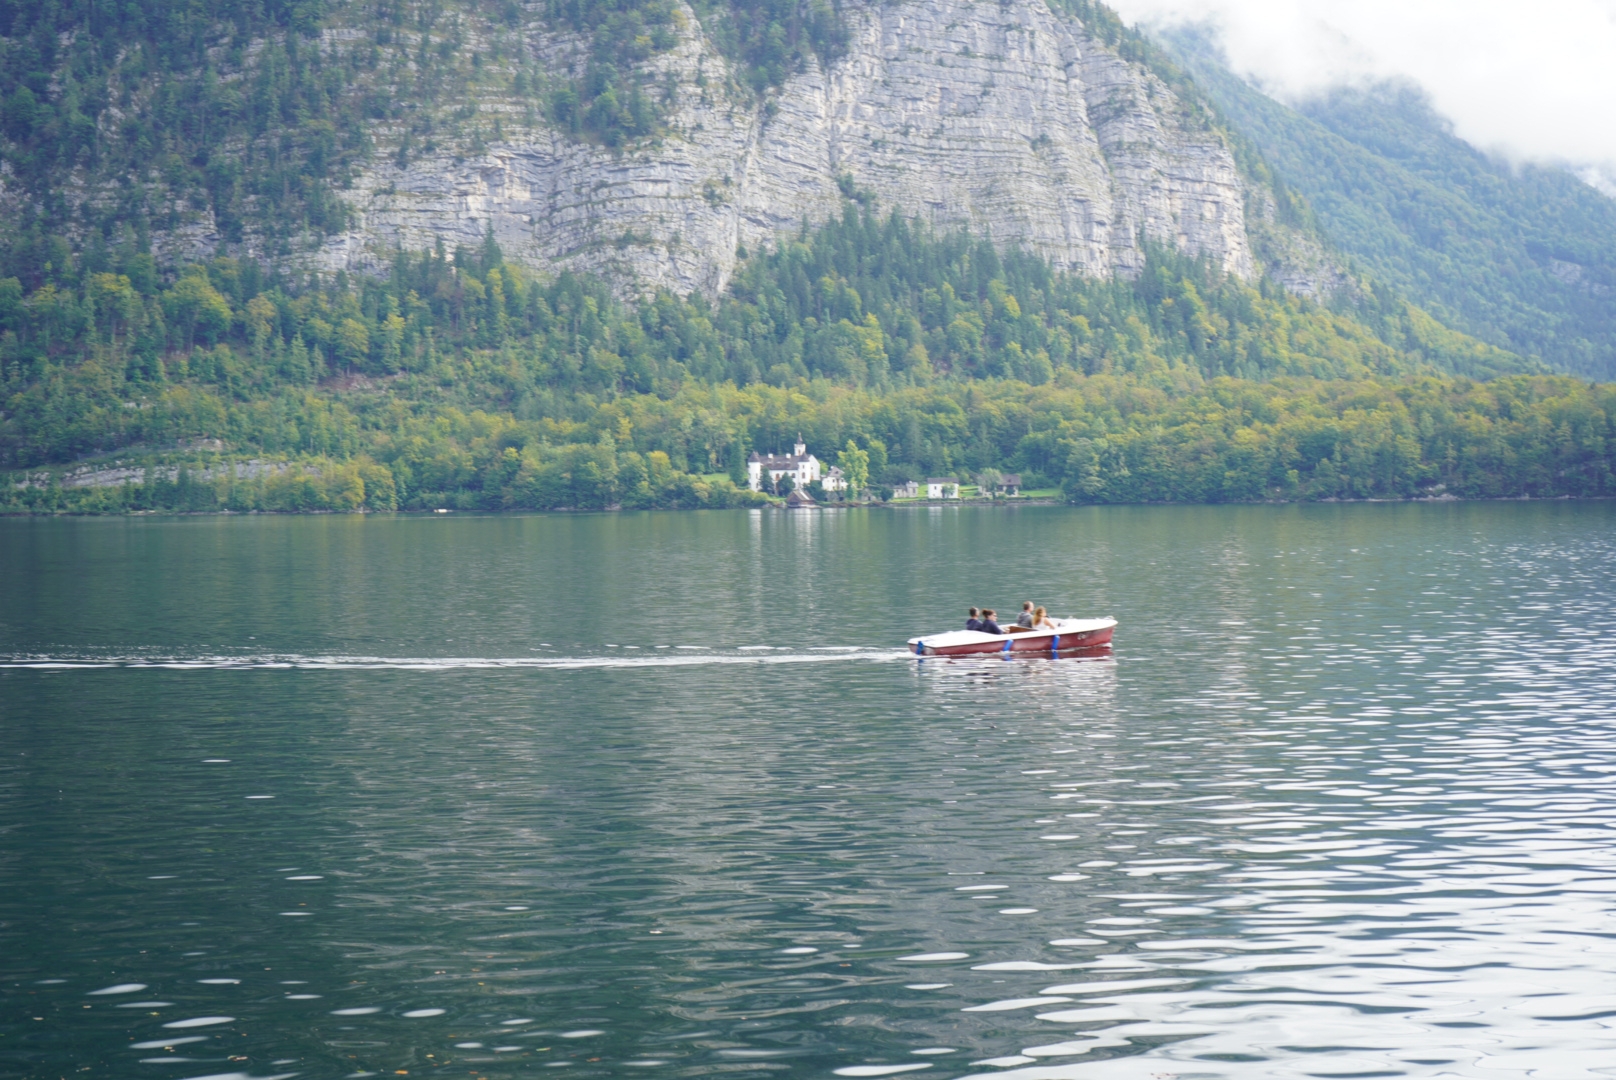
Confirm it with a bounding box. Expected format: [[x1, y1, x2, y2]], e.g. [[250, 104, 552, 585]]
[[322, 0, 1258, 295]]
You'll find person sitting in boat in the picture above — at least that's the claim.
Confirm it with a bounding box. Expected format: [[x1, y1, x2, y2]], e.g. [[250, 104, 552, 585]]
[[1032, 605, 1057, 630], [1016, 601, 1035, 628], [978, 609, 1003, 635], [965, 607, 983, 632]]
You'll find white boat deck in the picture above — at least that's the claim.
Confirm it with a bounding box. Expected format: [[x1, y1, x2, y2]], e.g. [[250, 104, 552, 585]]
[[908, 617, 1115, 649]]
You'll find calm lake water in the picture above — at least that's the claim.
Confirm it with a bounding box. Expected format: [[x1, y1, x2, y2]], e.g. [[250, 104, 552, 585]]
[[4, 503, 1616, 1080]]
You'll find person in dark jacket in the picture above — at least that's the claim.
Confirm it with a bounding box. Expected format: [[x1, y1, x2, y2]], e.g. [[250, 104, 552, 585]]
[[979, 609, 1003, 635], [965, 607, 982, 632]]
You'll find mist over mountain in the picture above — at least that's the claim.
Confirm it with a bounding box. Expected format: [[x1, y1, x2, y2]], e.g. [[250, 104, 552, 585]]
[[1155, 26, 1616, 379], [1108, 0, 1616, 197]]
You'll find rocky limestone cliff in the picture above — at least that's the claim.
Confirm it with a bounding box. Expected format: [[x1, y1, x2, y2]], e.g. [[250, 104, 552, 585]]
[[321, 0, 1260, 296]]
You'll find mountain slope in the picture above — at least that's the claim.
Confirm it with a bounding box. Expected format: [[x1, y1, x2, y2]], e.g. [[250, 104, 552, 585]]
[[0, 0, 1313, 299], [1157, 28, 1616, 378]]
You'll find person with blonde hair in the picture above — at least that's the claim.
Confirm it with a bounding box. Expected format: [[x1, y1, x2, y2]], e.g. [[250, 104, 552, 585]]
[[1032, 605, 1057, 630]]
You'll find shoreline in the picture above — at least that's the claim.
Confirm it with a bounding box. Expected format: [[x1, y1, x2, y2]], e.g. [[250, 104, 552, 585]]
[[3, 493, 1610, 518]]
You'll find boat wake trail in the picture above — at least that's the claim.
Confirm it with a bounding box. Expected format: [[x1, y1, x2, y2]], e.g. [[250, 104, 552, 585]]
[[0, 648, 914, 671]]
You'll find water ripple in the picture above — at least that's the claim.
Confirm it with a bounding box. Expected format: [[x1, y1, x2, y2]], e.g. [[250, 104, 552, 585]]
[[4, 504, 1615, 1078]]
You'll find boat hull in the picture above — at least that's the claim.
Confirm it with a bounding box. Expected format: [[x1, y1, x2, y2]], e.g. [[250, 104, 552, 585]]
[[907, 618, 1116, 658]]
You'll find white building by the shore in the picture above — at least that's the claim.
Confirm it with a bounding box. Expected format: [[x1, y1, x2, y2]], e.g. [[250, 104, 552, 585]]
[[927, 477, 960, 499], [748, 439, 823, 492]]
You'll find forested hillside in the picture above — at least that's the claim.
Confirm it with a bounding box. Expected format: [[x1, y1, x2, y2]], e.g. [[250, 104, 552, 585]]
[[2, 1, 1614, 514], [6, 207, 1611, 513], [1159, 28, 1616, 379]]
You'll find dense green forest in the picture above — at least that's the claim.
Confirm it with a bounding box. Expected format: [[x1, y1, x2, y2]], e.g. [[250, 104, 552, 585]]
[[0, 0, 362, 269], [1159, 29, 1616, 380], [5, 206, 1612, 514]]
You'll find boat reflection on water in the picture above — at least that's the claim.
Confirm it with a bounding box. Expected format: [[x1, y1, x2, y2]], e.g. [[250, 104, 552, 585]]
[[913, 643, 1114, 663], [907, 634, 1118, 706]]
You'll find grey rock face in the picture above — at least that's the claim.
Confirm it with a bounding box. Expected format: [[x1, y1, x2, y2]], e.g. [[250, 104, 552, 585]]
[[1245, 187, 1357, 301], [14, 459, 295, 491], [321, 0, 1259, 295]]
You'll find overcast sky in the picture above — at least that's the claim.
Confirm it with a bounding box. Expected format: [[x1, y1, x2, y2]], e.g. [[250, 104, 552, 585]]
[[1106, 0, 1616, 193]]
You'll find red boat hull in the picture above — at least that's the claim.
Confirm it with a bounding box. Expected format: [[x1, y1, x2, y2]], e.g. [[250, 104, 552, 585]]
[[912, 621, 1115, 658]]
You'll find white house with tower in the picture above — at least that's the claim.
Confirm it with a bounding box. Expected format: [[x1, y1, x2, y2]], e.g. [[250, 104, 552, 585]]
[[748, 438, 823, 492]]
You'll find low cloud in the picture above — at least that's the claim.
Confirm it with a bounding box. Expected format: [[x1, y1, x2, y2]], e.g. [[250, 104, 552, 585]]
[[1107, 0, 1616, 192]]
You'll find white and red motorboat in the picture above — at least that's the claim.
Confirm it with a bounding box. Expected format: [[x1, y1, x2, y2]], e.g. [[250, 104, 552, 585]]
[[907, 617, 1116, 658]]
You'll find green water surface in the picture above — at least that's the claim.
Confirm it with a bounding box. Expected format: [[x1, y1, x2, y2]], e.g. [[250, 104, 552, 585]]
[[4, 503, 1616, 1080]]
